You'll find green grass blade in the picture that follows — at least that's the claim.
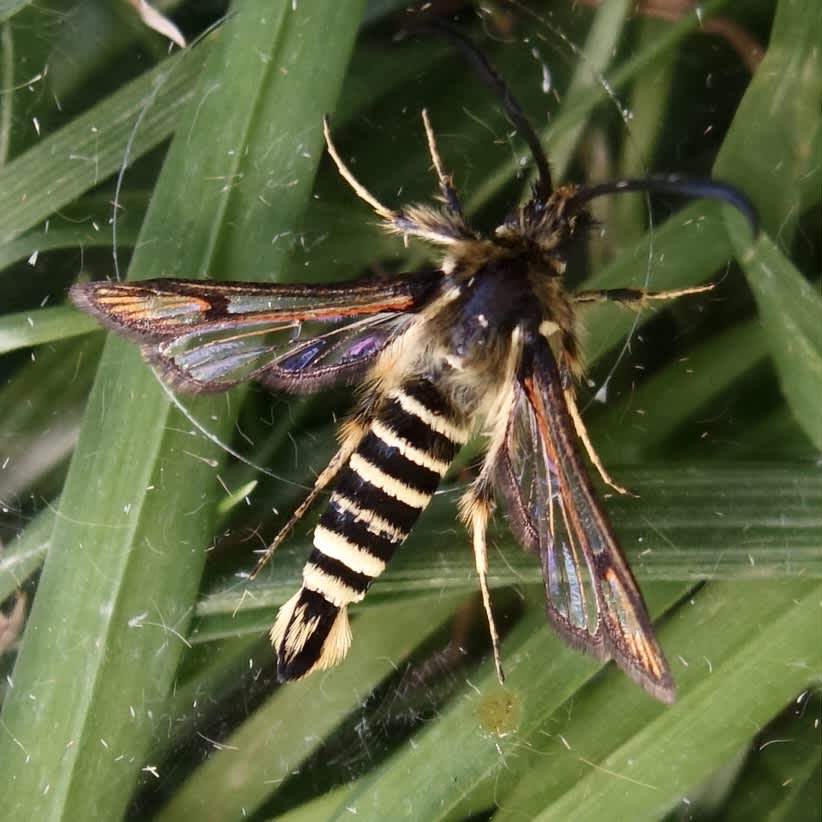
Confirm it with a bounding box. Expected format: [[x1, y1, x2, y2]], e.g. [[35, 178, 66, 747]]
[[0, 0, 29, 25], [0, 39, 208, 245], [466, 0, 737, 211], [312, 583, 687, 820], [714, 0, 821, 242], [497, 580, 821, 822], [589, 320, 769, 461], [0, 336, 101, 508], [154, 593, 465, 822], [714, 0, 822, 450], [579, 199, 738, 364], [0, 219, 141, 273], [530, 0, 632, 182], [189, 461, 821, 643], [0, 504, 54, 599], [317, 580, 820, 821], [0, 306, 99, 354], [0, 4, 365, 821], [735, 234, 822, 451], [718, 690, 821, 822]]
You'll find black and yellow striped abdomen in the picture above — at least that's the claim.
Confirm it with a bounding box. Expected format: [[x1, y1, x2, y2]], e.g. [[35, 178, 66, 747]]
[[272, 376, 470, 680]]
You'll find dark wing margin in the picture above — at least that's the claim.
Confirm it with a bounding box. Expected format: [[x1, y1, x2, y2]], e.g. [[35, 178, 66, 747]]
[[69, 272, 441, 393], [495, 334, 676, 703]]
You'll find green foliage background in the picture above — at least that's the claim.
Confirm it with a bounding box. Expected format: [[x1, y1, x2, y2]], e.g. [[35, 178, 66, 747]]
[[0, 1, 819, 820]]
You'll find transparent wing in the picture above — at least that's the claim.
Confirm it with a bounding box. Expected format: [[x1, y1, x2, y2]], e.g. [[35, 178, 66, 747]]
[[70, 273, 440, 393], [495, 335, 676, 703]]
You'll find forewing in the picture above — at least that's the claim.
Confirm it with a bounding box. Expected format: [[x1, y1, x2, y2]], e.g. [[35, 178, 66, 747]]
[[70, 273, 440, 392], [496, 336, 676, 703]]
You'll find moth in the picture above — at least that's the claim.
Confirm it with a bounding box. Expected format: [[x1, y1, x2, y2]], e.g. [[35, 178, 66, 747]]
[[70, 33, 756, 704]]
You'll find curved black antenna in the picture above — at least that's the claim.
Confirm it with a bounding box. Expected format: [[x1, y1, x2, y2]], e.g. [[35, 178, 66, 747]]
[[408, 18, 554, 199], [570, 175, 759, 236]]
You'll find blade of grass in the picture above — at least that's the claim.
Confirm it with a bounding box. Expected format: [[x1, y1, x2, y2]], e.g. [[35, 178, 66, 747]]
[[276, 784, 356, 822], [0, 503, 54, 595], [527, 0, 633, 183], [0, 306, 99, 354], [0, 35, 209, 245], [719, 690, 821, 822], [466, 0, 738, 212], [589, 319, 769, 462], [610, 17, 678, 238], [495, 580, 821, 821], [182, 460, 821, 658], [320, 580, 819, 821], [0, 4, 365, 821], [578, 198, 739, 364], [0, 1, 29, 25], [154, 592, 465, 822], [0, 336, 102, 503], [735, 234, 822, 451], [319, 583, 689, 820], [714, 0, 822, 450], [0, 218, 142, 274], [714, 0, 821, 243]]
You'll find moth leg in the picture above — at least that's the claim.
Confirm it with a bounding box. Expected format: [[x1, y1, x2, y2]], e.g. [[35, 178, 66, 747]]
[[461, 485, 505, 684], [249, 415, 368, 579], [567, 284, 713, 493], [563, 385, 634, 497], [573, 283, 713, 306], [454, 326, 524, 676], [421, 109, 466, 221]]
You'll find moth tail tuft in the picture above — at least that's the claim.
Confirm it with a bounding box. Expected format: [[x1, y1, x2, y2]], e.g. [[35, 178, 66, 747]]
[[271, 588, 352, 681]]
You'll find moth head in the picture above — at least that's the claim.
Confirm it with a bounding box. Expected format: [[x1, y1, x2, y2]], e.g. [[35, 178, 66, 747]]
[[493, 184, 588, 268], [494, 175, 758, 274]]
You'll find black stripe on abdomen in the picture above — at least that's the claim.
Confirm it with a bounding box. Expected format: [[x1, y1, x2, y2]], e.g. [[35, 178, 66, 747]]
[[378, 398, 458, 465], [275, 376, 472, 680], [319, 498, 400, 562], [307, 548, 372, 596], [356, 431, 442, 496], [301, 376, 469, 608], [400, 376, 454, 416]]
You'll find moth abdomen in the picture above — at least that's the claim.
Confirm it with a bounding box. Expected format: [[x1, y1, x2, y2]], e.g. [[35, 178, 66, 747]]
[[272, 375, 470, 681]]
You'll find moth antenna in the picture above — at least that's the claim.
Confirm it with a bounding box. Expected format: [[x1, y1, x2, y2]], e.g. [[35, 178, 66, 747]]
[[323, 114, 472, 244], [408, 19, 553, 199], [421, 108, 465, 218], [570, 175, 759, 237], [322, 115, 401, 223]]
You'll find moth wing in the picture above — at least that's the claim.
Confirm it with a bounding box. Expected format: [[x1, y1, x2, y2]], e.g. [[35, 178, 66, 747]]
[[495, 336, 676, 703], [70, 273, 440, 393]]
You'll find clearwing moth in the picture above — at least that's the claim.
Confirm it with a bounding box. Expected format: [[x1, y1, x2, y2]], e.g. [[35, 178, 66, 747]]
[[70, 29, 757, 703]]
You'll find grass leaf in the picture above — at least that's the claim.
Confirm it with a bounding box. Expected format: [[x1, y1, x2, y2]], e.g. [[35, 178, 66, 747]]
[[0, 3, 365, 819]]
